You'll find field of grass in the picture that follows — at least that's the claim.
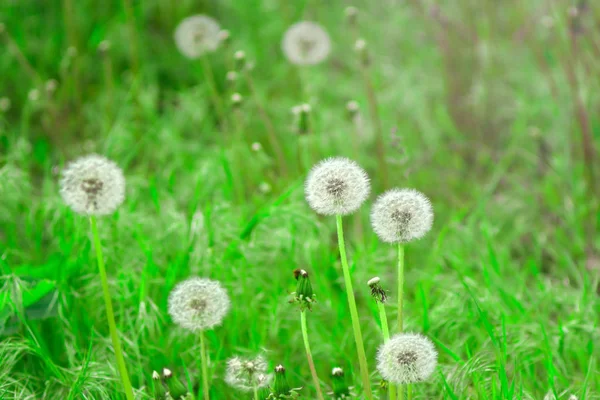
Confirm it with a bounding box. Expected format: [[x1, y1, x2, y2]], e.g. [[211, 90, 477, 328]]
[[1, 0, 599, 399]]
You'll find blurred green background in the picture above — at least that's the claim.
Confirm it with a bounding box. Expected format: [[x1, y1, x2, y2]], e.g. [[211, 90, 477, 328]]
[[1, 0, 599, 399]]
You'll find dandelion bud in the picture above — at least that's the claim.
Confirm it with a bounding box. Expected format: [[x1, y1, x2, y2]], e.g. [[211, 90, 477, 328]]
[[231, 92, 243, 108], [152, 370, 167, 399], [568, 396, 578, 400], [346, 100, 360, 120], [59, 154, 126, 216], [543, 392, 556, 400], [344, 6, 359, 26], [226, 71, 238, 89], [167, 277, 230, 332], [354, 38, 369, 66], [367, 276, 387, 303], [258, 182, 271, 194], [45, 79, 58, 95], [291, 269, 316, 311], [376, 333, 437, 384], [305, 157, 370, 216], [28, 89, 40, 102], [292, 103, 311, 135], [251, 142, 262, 152], [282, 21, 331, 66], [225, 355, 271, 392], [371, 188, 433, 244], [174, 15, 221, 59], [234, 50, 246, 70], [568, 6, 579, 18], [331, 367, 350, 399], [0, 97, 10, 113], [98, 40, 111, 53], [163, 368, 188, 399], [272, 365, 292, 397], [218, 29, 231, 47]]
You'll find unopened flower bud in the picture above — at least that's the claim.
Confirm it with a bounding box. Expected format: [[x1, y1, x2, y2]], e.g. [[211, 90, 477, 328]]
[[231, 92, 243, 108], [292, 269, 315, 310], [45, 79, 58, 95], [331, 367, 351, 398], [272, 365, 291, 397], [346, 100, 360, 120], [345, 6, 359, 26], [218, 29, 231, 47], [234, 50, 246, 70], [354, 39, 369, 66], [152, 370, 167, 399], [292, 103, 311, 135], [163, 368, 188, 399]]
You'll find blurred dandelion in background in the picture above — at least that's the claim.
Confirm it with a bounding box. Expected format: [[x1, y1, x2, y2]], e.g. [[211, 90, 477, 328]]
[[282, 21, 331, 66], [174, 15, 221, 59]]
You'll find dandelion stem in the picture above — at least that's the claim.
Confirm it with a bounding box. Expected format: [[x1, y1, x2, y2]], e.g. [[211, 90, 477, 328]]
[[200, 330, 210, 400], [200, 55, 227, 130], [397, 243, 405, 333], [407, 384, 413, 400], [358, 64, 389, 187], [376, 302, 396, 400], [335, 214, 373, 399], [253, 385, 259, 400], [89, 216, 134, 400], [300, 310, 325, 400], [243, 70, 288, 177]]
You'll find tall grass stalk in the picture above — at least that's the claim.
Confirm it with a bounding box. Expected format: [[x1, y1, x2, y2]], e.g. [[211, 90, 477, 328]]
[[335, 214, 373, 399], [89, 216, 134, 400], [300, 310, 325, 400]]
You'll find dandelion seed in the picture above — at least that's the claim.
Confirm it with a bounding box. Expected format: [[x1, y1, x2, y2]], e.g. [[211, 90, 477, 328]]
[[282, 21, 331, 66], [377, 333, 437, 384], [59, 154, 126, 216], [167, 277, 230, 332], [305, 157, 370, 216], [225, 355, 271, 392], [0, 97, 10, 112], [370, 189, 433, 244], [174, 15, 221, 59]]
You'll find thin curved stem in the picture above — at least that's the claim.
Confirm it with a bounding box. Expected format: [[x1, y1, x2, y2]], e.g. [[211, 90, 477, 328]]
[[300, 310, 325, 400], [200, 330, 210, 400], [89, 216, 134, 400], [335, 215, 373, 399]]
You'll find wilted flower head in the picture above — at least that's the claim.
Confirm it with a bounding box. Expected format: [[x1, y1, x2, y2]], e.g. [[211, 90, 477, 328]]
[[167, 277, 230, 332], [376, 333, 437, 384], [305, 157, 370, 216], [282, 21, 331, 66], [367, 276, 387, 303], [174, 15, 221, 59], [370, 189, 433, 243], [59, 154, 126, 216], [225, 355, 271, 392]]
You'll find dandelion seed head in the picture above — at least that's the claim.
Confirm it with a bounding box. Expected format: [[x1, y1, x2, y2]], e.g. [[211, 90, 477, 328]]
[[225, 355, 271, 392], [370, 188, 433, 243], [174, 15, 221, 59], [305, 157, 370, 216], [167, 277, 230, 332], [59, 154, 126, 216], [377, 333, 437, 384], [282, 21, 331, 66]]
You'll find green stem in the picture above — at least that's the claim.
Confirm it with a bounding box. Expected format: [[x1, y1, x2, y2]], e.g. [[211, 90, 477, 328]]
[[200, 55, 227, 130], [397, 243, 405, 333], [335, 215, 373, 399], [376, 302, 396, 400], [253, 385, 259, 400], [300, 310, 325, 400], [89, 216, 134, 400], [407, 384, 413, 400], [200, 330, 210, 400]]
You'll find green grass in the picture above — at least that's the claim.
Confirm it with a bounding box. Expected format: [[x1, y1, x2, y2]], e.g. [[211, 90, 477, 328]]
[[1, 0, 599, 399]]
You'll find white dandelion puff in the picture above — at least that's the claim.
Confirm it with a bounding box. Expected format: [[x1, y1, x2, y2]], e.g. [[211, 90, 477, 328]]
[[174, 15, 221, 59], [167, 277, 230, 332], [59, 154, 126, 216], [282, 21, 331, 66], [225, 355, 272, 392], [370, 188, 433, 243], [376, 333, 437, 384], [305, 157, 370, 216]]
